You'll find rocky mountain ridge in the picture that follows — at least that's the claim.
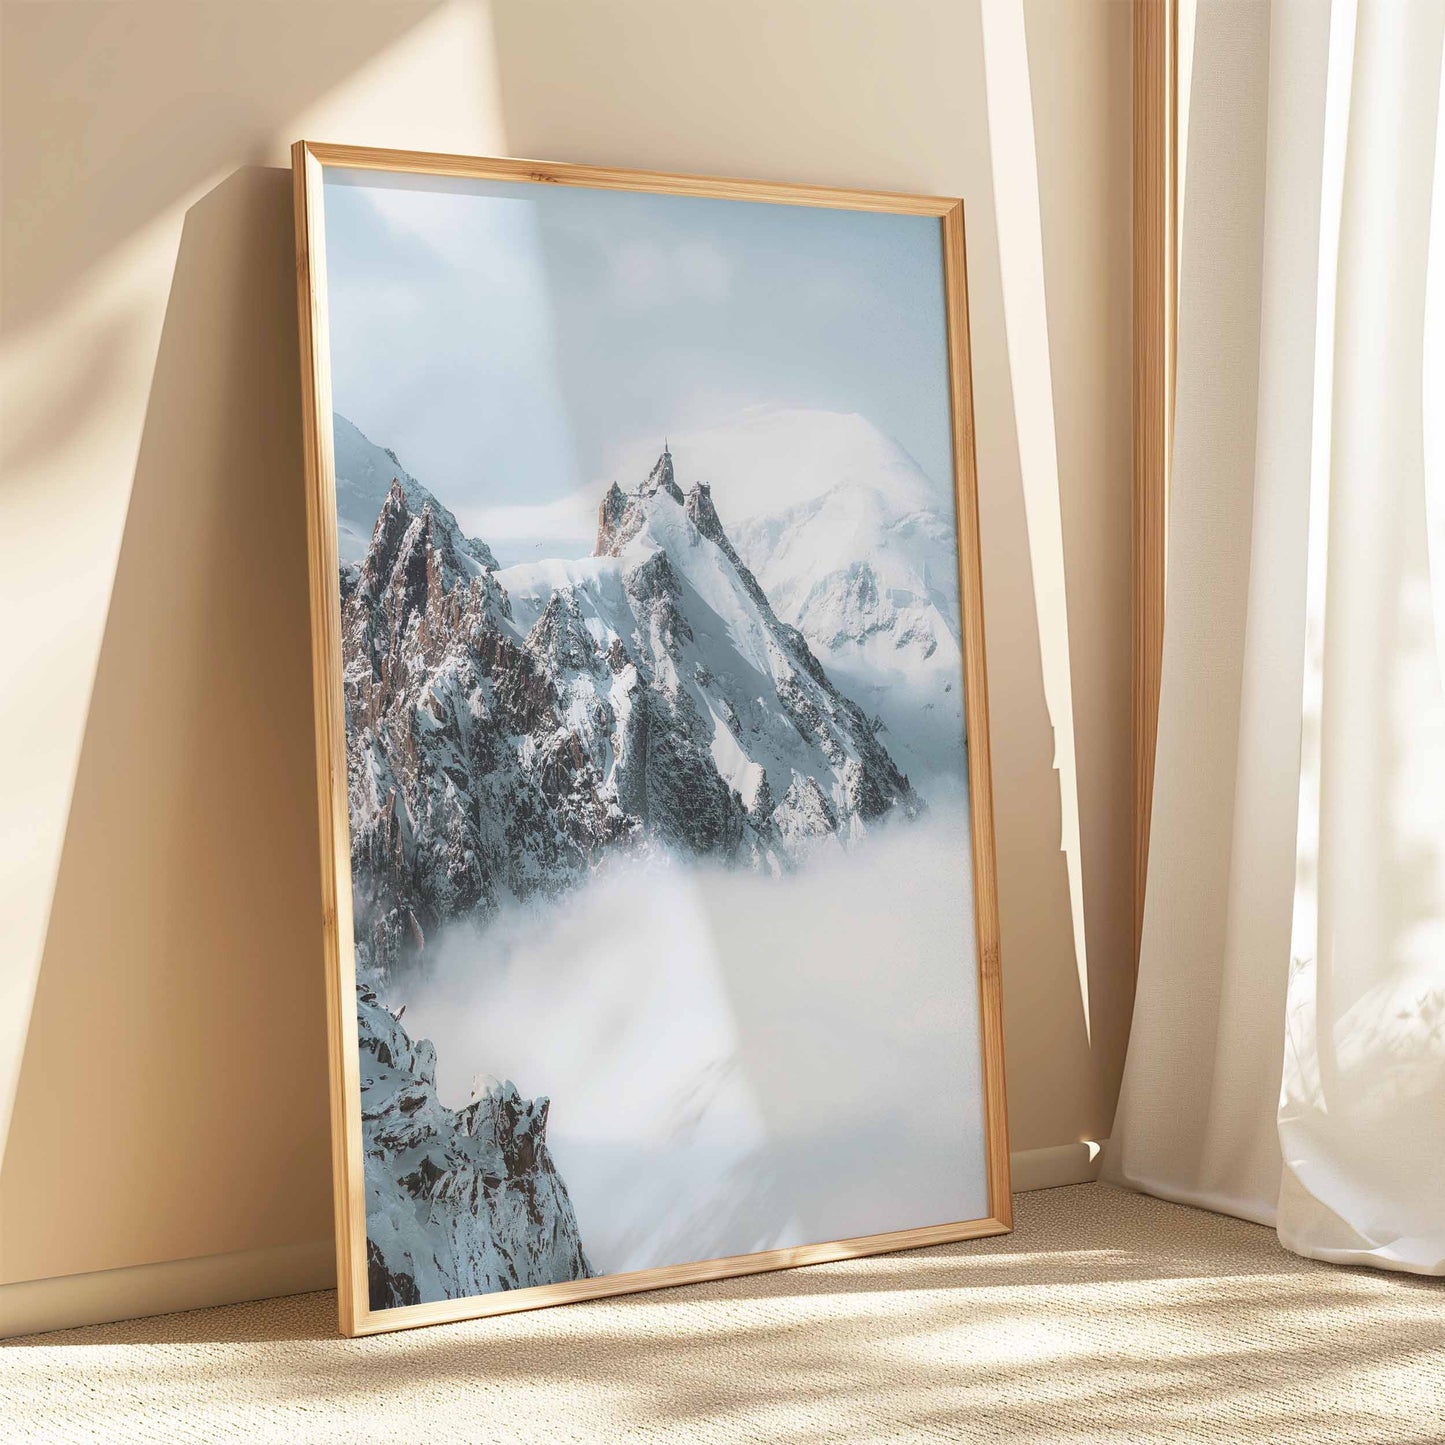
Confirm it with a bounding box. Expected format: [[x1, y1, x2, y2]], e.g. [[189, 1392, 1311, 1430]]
[[358, 985, 591, 1307], [343, 444, 919, 983], [334, 412, 498, 572]]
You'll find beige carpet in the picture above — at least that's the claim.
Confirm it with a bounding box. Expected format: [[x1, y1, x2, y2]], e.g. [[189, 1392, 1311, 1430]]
[[4, 1184, 1443, 1443]]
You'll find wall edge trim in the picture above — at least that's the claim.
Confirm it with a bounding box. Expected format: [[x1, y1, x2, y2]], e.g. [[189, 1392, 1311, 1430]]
[[1, 1238, 335, 1340], [1009, 1139, 1105, 1193]]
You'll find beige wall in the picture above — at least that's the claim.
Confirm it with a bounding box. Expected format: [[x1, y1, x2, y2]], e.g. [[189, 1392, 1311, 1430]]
[[0, 0, 1132, 1299]]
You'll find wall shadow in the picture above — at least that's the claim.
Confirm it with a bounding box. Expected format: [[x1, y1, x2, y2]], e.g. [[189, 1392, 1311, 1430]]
[[0, 167, 332, 1283]]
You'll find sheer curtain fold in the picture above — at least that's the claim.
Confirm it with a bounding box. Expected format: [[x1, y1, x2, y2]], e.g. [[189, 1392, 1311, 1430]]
[[1105, 0, 1445, 1276]]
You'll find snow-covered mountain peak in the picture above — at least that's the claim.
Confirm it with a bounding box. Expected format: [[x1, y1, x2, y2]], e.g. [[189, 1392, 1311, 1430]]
[[345, 452, 920, 990], [350, 477, 513, 664], [595, 447, 711, 559], [333, 412, 498, 573], [500, 447, 921, 872], [589, 450, 781, 633], [728, 449, 968, 797]]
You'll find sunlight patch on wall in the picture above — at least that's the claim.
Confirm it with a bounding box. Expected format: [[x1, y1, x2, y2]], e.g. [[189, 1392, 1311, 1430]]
[[979, 0, 1091, 1036]]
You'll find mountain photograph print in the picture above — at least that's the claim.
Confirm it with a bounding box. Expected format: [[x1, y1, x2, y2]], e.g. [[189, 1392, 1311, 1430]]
[[293, 145, 1008, 1335]]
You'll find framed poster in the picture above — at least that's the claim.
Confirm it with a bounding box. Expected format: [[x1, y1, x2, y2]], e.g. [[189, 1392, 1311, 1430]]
[[292, 142, 1009, 1337]]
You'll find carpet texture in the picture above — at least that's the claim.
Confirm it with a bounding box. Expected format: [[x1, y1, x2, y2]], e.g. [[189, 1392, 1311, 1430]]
[[4, 1184, 1443, 1443]]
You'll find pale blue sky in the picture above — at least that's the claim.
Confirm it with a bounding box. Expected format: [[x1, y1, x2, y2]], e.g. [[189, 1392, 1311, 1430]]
[[322, 168, 954, 559]]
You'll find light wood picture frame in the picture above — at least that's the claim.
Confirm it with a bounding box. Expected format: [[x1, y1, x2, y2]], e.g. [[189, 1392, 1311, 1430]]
[[292, 141, 1010, 1338]]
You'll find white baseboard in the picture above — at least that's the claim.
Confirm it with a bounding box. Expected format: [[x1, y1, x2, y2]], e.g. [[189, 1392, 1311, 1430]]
[[1, 1238, 335, 1340], [3, 1141, 1106, 1338], [1010, 1139, 1104, 1192]]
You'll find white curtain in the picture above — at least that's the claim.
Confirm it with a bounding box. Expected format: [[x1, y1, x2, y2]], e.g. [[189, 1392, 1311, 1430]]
[[1105, 0, 1445, 1275]]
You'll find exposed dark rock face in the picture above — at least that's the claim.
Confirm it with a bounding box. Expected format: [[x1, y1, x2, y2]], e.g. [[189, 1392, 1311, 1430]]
[[358, 986, 591, 1305], [334, 411, 499, 571], [342, 479, 620, 981], [621, 551, 694, 656], [367, 1238, 421, 1310], [773, 775, 839, 850], [344, 454, 920, 985], [682, 477, 725, 545], [595, 480, 635, 557]]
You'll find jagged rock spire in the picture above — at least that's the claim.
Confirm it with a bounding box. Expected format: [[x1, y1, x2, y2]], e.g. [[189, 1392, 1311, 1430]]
[[597, 445, 689, 554], [359, 479, 414, 596], [596, 481, 630, 556], [684, 479, 725, 548], [643, 444, 683, 504]]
